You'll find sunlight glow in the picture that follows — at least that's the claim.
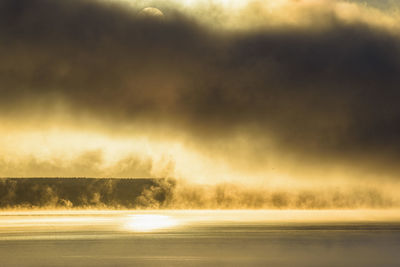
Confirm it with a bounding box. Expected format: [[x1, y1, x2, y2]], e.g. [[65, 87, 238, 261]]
[[124, 215, 178, 232]]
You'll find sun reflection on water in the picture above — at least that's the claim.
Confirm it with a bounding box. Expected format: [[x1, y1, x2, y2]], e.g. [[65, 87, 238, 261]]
[[124, 215, 179, 232]]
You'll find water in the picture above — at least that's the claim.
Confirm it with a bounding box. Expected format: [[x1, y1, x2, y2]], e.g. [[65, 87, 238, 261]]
[[0, 210, 399, 266]]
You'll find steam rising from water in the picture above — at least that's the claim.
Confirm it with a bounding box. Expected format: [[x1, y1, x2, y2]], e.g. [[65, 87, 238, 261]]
[[0, 178, 397, 209], [2, 0, 400, 200]]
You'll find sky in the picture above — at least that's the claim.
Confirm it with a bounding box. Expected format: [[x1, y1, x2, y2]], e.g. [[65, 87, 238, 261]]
[[1, 0, 400, 203]]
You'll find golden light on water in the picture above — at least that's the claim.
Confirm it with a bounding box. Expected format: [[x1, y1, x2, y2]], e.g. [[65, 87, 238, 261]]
[[0, 210, 399, 235], [124, 215, 179, 232], [1, 0, 400, 264]]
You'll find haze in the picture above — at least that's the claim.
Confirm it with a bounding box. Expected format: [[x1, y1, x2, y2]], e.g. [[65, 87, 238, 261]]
[[1, 0, 400, 208]]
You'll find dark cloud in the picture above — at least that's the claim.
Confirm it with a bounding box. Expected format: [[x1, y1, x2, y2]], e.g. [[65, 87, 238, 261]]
[[1, 0, 400, 177]]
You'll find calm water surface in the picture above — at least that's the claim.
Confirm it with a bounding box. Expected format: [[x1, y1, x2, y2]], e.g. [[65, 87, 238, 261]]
[[0, 210, 399, 266]]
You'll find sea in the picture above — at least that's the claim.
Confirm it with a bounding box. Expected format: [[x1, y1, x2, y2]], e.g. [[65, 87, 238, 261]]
[[0, 210, 399, 266]]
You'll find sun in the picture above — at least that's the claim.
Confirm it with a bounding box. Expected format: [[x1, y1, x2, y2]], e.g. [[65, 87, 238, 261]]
[[139, 7, 164, 18]]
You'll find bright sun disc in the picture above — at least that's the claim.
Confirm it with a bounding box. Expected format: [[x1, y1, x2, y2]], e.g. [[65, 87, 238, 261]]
[[124, 215, 178, 232]]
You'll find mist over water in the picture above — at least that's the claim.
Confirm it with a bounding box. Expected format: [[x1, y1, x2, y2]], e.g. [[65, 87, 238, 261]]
[[2, 0, 400, 190], [0, 178, 397, 209], [1, 1, 399, 265]]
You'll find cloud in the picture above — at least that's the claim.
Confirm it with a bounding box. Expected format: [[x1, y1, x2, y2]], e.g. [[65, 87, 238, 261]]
[[1, 0, 400, 181]]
